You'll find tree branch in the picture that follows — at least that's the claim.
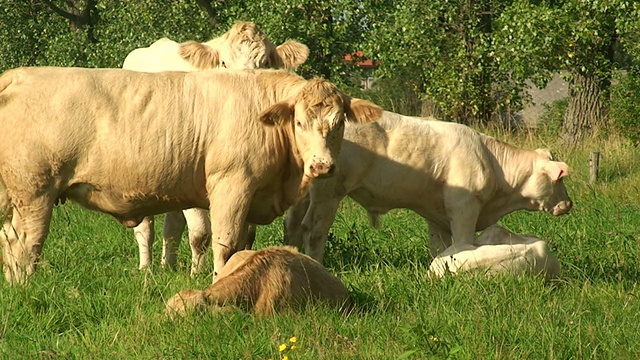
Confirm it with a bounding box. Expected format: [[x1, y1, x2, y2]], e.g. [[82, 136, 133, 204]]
[[40, 0, 82, 23], [195, 0, 218, 25]]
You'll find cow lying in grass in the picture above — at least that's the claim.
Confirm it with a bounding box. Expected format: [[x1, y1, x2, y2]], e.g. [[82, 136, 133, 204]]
[[284, 111, 573, 263], [165, 246, 350, 317], [428, 225, 562, 281]]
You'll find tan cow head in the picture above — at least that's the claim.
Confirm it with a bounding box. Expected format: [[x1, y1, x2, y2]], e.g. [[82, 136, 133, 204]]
[[179, 21, 309, 70], [258, 78, 383, 178], [524, 149, 573, 216]]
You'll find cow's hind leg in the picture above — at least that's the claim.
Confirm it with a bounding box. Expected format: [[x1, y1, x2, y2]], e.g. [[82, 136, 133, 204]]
[[181, 208, 211, 276], [162, 211, 186, 270], [1, 196, 54, 284], [134, 216, 155, 270]]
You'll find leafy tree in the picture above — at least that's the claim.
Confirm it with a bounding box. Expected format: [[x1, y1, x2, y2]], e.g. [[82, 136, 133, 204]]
[[361, 0, 516, 124], [497, 0, 635, 146]]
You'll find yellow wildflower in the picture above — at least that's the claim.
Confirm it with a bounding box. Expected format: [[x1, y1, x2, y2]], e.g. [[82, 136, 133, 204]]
[[290, 345, 298, 350], [282, 356, 289, 360], [289, 336, 297, 343], [279, 344, 287, 352]]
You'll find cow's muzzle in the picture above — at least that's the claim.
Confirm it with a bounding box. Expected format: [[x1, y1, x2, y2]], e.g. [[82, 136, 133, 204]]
[[552, 200, 572, 216], [308, 162, 336, 178]]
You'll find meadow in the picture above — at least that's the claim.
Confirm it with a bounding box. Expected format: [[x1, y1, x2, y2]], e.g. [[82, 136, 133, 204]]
[[0, 129, 639, 359]]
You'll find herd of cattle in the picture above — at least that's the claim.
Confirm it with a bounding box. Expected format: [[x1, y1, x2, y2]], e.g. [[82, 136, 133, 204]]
[[0, 21, 572, 315]]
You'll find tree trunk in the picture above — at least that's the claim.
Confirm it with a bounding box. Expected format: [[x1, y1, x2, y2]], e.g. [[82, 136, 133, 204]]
[[560, 72, 608, 147]]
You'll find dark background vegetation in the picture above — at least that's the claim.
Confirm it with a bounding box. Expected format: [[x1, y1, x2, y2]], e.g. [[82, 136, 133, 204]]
[[1, 0, 640, 143]]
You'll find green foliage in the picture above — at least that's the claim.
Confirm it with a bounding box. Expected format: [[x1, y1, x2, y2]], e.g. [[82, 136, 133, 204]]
[[362, 0, 515, 123], [609, 69, 640, 145], [538, 99, 568, 137]]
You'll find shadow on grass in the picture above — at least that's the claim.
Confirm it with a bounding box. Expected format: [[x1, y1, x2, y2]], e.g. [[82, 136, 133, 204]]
[[323, 223, 433, 274]]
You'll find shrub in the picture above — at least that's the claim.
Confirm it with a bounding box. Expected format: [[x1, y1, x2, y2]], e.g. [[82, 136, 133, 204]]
[[538, 99, 567, 137], [610, 69, 640, 145]]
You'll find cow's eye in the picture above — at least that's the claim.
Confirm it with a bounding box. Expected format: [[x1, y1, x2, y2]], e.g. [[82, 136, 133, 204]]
[[296, 120, 303, 128], [221, 61, 227, 68]]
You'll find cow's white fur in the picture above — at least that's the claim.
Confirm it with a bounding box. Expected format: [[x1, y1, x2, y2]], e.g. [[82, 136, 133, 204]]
[[428, 225, 561, 281], [0, 67, 382, 283], [285, 112, 572, 263], [122, 21, 309, 273]]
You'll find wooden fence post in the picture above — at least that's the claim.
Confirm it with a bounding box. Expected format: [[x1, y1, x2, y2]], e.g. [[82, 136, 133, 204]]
[[589, 151, 600, 184]]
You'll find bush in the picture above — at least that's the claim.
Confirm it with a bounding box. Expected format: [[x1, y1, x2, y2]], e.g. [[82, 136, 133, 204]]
[[610, 69, 640, 145], [538, 99, 567, 137]]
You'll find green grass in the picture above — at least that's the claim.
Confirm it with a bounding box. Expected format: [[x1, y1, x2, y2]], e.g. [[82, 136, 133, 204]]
[[1, 132, 640, 359]]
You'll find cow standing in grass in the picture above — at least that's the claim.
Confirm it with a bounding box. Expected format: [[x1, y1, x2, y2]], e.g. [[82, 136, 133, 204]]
[[0, 67, 382, 284], [284, 111, 572, 263], [123, 21, 310, 273]]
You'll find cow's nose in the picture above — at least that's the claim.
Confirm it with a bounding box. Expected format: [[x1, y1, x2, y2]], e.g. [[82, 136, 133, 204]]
[[309, 162, 335, 178], [553, 200, 573, 215]]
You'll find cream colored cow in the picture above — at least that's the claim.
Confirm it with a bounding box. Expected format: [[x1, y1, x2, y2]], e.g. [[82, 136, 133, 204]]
[[0, 67, 382, 284], [165, 246, 350, 317], [428, 225, 561, 281], [285, 111, 572, 263], [123, 21, 309, 273], [122, 20, 309, 71]]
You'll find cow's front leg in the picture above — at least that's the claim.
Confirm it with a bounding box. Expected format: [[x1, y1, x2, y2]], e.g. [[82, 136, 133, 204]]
[[181, 208, 211, 276], [134, 216, 155, 270], [283, 195, 311, 250], [446, 198, 481, 253], [208, 177, 252, 280], [302, 197, 342, 263], [426, 221, 452, 258], [1, 197, 54, 284]]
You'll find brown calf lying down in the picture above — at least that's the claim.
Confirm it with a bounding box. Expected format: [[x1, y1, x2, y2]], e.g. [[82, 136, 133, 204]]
[[429, 225, 561, 281], [166, 246, 349, 317]]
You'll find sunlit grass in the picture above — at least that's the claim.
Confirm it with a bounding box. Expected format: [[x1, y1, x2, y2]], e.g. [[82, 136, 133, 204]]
[[1, 129, 639, 358]]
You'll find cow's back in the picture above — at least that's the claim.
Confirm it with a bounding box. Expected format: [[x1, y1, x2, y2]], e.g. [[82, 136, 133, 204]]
[[339, 112, 495, 221], [0, 67, 302, 220], [122, 38, 195, 72]]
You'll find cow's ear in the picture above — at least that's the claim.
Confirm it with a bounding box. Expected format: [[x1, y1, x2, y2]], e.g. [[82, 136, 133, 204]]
[[274, 40, 309, 69], [258, 101, 294, 126], [342, 95, 383, 124], [544, 161, 569, 182], [179, 41, 220, 69]]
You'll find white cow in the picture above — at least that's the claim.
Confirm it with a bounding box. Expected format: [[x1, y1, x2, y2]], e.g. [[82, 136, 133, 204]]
[[122, 21, 310, 273], [0, 67, 382, 284], [123, 20, 309, 71], [284, 111, 572, 263], [428, 225, 561, 281]]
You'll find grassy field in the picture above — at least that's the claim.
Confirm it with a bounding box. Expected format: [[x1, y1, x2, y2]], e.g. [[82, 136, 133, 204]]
[[1, 130, 639, 359]]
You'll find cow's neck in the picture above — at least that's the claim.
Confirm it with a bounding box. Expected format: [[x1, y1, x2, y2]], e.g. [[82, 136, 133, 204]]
[[481, 136, 539, 217], [284, 127, 310, 206], [269, 125, 309, 212]]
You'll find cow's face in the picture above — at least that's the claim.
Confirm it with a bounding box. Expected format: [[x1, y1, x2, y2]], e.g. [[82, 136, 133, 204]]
[[221, 21, 308, 70], [218, 35, 270, 70], [181, 21, 308, 71], [523, 149, 573, 216], [258, 79, 383, 179]]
